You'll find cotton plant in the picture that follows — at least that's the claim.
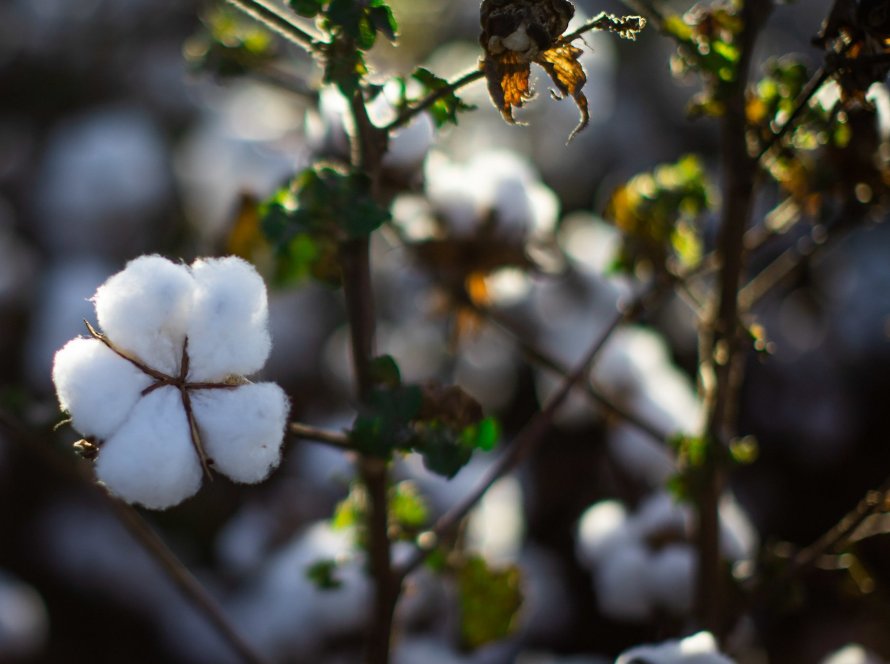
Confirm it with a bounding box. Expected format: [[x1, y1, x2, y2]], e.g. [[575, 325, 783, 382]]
[[52, 254, 289, 509]]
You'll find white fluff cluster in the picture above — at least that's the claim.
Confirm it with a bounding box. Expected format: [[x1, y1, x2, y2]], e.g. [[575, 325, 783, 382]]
[[52, 255, 289, 509], [616, 631, 736, 664], [576, 491, 756, 622]]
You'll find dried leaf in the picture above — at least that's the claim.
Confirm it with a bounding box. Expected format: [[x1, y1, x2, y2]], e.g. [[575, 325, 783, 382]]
[[538, 42, 589, 141], [484, 52, 533, 124]]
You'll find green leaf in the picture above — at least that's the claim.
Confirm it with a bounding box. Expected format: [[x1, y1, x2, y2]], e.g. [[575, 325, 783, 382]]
[[414, 424, 474, 479], [289, 0, 325, 18], [306, 558, 344, 590], [390, 481, 429, 532], [461, 417, 500, 452], [368, 355, 402, 388], [410, 67, 476, 127], [457, 555, 523, 650]]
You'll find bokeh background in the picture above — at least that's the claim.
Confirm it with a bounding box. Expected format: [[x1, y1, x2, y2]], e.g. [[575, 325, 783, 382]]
[[4, 0, 890, 662]]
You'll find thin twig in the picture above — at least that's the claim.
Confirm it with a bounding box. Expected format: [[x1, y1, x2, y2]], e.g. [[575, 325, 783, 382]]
[[383, 68, 484, 133], [395, 282, 664, 579], [695, 0, 772, 636], [225, 0, 320, 50], [288, 422, 353, 450], [479, 307, 671, 446], [755, 66, 830, 163], [0, 412, 269, 664], [562, 11, 647, 43]]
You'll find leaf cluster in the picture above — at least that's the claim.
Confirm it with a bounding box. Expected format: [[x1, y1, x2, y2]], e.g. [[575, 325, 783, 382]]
[[605, 154, 712, 275], [261, 165, 391, 284], [349, 356, 500, 479]]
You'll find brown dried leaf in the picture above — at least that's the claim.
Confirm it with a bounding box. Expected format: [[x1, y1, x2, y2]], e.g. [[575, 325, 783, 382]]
[[484, 51, 533, 124], [538, 42, 589, 141]]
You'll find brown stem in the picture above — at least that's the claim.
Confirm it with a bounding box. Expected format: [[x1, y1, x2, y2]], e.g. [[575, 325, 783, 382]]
[[344, 89, 398, 664], [288, 422, 353, 450], [695, 0, 771, 637]]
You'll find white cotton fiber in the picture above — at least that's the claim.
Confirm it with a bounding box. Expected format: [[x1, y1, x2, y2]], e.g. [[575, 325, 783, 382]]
[[616, 631, 736, 664], [576, 500, 629, 566], [94, 255, 194, 375], [192, 382, 288, 483], [594, 543, 651, 621], [185, 257, 271, 381], [52, 337, 153, 440], [96, 387, 202, 509], [646, 544, 696, 615]]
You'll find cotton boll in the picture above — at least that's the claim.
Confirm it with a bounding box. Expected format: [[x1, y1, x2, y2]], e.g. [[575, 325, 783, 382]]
[[466, 476, 525, 564], [96, 386, 202, 509], [634, 491, 692, 540], [718, 495, 758, 563], [646, 544, 696, 615], [593, 541, 652, 621], [52, 337, 153, 440], [616, 631, 736, 664], [607, 424, 676, 487], [0, 571, 48, 659], [186, 256, 271, 381], [821, 644, 886, 664], [192, 382, 288, 484], [576, 499, 630, 566], [94, 255, 194, 375]]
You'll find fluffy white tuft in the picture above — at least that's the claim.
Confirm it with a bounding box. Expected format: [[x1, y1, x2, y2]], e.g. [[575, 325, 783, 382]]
[[616, 631, 735, 664], [192, 382, 288, 483], [52, 337, 153, 440], [96, 387, 202, 509], [186, 257, 271, 381], [93, 255, 194, 375]]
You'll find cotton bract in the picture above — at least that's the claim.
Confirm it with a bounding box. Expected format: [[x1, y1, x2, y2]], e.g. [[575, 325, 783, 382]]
[[52, 255, 289, 510]]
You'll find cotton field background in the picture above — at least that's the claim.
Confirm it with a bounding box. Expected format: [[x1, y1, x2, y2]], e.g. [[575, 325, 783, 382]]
[[3, 0, 890, 663]]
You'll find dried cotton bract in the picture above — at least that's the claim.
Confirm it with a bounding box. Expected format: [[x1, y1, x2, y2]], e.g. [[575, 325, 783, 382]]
[[52, 255, 289, 510]]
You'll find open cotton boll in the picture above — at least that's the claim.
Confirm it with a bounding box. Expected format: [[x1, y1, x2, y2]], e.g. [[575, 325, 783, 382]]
[[576, 499, 630, 566], [646, 544, 696, 615], [94, 255, 194, 375], [192, 382, 288, 484], [52, 337, 153, 440], [593, 542, 652, 621], [96, 387, 202, 509], [821, 644, 886, 664], [186, 257, 271, 381], [616, 631, 736, 664], [0, 571, 48, 660]]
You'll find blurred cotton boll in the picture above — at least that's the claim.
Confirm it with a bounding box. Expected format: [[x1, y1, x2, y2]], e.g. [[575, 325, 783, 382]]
[[26, 258, 112, 393], [821, 644, 887, 664], [466, 475, 525, 563], [230, 522, 370, 661], [0, 571, 48, 660], [616, 631, 736, 664], [576, 491, 756, 622], [31, 106, 172, 258], [176, 81, 305, 247]]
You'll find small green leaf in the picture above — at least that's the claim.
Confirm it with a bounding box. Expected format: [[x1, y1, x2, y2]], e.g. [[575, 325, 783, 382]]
[[289, 0, 325, 18], [415, 425, 474, 479], [461, 417, 500, 452], [411, 67, 476, 127], [306, 559, 344, 590], [390, 481, 429, 532], [457, 555, 523, 650], [368, 355, 402, 388]]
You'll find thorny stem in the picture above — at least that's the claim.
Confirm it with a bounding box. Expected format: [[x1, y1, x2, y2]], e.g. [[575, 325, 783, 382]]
[[695, 0, 771, 637], [0, 412, 270, 664], [225, 0, 320, 50], [562, 11, 646, 44], [396, 282, 665, 579], [343, 89, 399, 664]]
